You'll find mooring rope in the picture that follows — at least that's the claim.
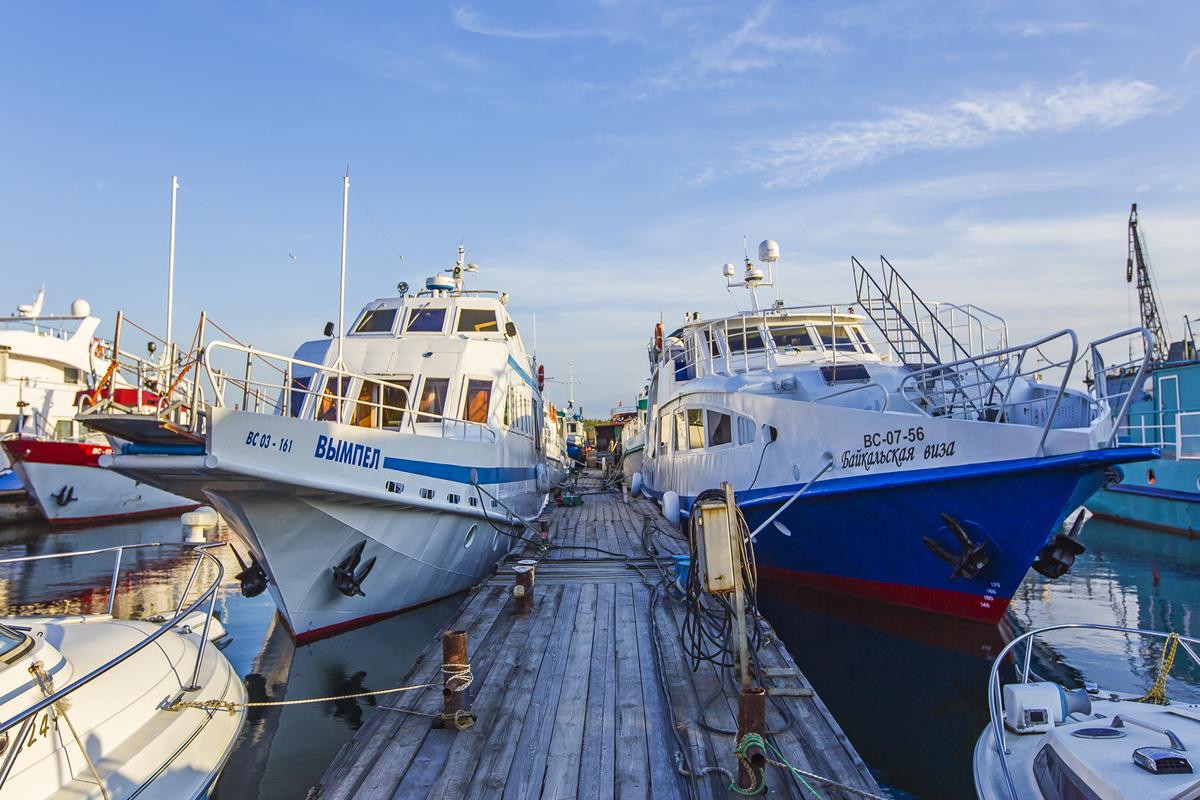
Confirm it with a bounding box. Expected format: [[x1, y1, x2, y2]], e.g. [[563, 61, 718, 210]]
[[30, 661, 111, 800], [168, 663, 474, 726], [1136, 632, 1180, 705]]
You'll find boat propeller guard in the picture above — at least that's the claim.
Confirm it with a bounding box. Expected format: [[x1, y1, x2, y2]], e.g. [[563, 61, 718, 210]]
[[231, 546, 269, 598], [332, 541, 376, 598], [923, 513, 990, 581], [1032, 511, 1088, 579]]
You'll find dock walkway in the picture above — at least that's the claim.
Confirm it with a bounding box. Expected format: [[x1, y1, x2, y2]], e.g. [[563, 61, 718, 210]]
[[314, 473, 882, 800]]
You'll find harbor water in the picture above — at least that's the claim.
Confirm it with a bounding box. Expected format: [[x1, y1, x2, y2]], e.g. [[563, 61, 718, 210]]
[[1, 512, 1198, 799]]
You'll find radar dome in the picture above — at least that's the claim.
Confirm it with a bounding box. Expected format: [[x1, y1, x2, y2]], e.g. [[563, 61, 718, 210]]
[[71, 299, 91, 317], [758, 239, 779, 263]]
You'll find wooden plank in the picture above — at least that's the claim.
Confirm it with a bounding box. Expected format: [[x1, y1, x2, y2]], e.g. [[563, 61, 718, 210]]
[[612, 582, 649, 799], [578, 582, 616, 800], [501, 582, 584, 799], [631, 581, 685, 799]]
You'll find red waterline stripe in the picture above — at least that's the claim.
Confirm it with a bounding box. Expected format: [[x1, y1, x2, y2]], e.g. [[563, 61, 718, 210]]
[[288, 591, 467, 645], [2, 439, 112, 467], [756, 564, 1009, 625]]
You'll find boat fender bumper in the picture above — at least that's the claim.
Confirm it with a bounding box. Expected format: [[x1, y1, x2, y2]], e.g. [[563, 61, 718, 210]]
[[662, 491, 680, 528], [630, 472, 643, 498]]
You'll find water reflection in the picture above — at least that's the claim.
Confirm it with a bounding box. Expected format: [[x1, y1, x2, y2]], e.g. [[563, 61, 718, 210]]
[[0, 515, 464, 800], [757, 516, 1200, 800]]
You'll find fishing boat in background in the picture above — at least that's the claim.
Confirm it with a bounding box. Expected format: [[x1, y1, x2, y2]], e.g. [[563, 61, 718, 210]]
[[0, 542, 245, 799], [638, 238, 1156, 624], [0, 289, 198, 525], [80, 236, 549, 641], [1086, 204, 1200, 533]]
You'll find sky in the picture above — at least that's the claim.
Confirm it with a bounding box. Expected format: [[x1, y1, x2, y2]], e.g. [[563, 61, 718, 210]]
[[2, 1, 1199, 414]]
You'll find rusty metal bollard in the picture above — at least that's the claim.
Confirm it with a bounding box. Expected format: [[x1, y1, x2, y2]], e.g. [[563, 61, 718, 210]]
[[513, 564, 535, 615], [736, 686, 768, 792], [436, 630, 471, 729]]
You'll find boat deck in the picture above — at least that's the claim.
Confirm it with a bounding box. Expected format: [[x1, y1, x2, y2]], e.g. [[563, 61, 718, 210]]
[[313, 472, 881, 800]]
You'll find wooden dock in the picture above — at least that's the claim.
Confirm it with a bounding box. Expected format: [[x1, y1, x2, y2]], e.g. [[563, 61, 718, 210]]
[[313, 473, 882, 800]]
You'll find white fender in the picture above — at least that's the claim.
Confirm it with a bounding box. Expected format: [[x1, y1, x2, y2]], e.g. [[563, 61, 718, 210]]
[[662, 490, 680, 528], [630, 472, 643, 498], [535, 463, 551, 493]]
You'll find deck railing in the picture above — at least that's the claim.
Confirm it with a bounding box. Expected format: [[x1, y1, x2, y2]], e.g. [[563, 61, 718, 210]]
[[985, 623, 1200, 800], [0, 542, 227, 791]]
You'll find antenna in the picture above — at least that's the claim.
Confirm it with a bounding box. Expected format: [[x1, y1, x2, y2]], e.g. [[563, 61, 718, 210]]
[[337, 171, 349, 371]]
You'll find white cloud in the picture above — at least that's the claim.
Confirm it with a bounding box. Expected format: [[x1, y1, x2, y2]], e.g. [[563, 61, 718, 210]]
[[750, 80, 1164, 187]]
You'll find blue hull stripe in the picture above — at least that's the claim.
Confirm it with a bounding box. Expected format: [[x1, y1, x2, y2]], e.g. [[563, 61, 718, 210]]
[[1105, 483, 1200, 504], [507, 355, 537, 390], [381, 456, 535, 484]]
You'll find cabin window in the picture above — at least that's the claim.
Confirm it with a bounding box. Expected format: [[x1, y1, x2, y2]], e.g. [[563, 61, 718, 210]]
[[737, 415, 755, 446], [417, 378, 449, 420], [687, 409, 704, 449], [675, 410, 687, 451], [406, 307, 447, 333], [63, 366, 81, 384], [708, 411, 732, 447], [503, 388, 511, 427], [463, 379, 492, 423], [725, 326, 765, 354], [351, 381, 378, 427], [380, 380, 411, 429], [815, 325, 858, 352], [353, 308, 397, 334], [820, 364, 870, 385], [289, 375, 312, 417], [658, 416, 669, 454], [770, 325, 816, 352], [457, 309, 498, 333], [318, 376, 351, 422]]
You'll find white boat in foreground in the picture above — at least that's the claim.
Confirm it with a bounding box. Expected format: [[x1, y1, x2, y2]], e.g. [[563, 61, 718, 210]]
[[82, 251, 549, 641], [975, 623, 1200, 800], [0, 542, 245, 800]]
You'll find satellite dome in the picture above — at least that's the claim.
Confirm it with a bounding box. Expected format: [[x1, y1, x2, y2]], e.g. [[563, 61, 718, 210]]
[[758, 240, 779, 263], [71, 299, 91, 317]]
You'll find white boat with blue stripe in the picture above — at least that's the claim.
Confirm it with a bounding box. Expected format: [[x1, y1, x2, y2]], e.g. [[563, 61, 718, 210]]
[[83, 251, 549, 641]]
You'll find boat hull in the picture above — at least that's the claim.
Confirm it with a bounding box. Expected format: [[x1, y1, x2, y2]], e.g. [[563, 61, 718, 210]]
[[657, 448, 1156, 624], [1087, 453, 1200, 533], [2, 439, 198, 525], [204, 489, 516, 641]]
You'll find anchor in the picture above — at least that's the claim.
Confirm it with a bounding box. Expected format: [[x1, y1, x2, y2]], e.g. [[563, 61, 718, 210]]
[[231, 546, 269, 598], [51, 486, 77, 507], [331, 541, 376, 598], [1032, 511, 1088, 579], [923, 513, 990, 581]]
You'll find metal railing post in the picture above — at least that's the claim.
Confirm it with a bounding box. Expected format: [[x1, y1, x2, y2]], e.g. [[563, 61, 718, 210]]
[[106, 547, 124, 615]]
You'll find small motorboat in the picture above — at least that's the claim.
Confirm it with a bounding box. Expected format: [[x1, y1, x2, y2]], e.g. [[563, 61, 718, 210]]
[[0, 542, 246, 799], [975, 623, 1200, 800]]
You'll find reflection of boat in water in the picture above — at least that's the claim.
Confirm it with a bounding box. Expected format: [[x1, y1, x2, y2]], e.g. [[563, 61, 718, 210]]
[[975, 623, 1200, 800], [0, 542, 245, 800], [213, 595, 463, 800], [1087, 204, 1200, 534], [84, 247, 547, 642], [641, 239, 1156, 624]]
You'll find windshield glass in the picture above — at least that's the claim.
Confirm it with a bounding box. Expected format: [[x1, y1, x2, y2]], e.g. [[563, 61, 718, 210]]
[[0, 625, 27, 660], [406, 307, 447, 333], [353, 308, 397, 334]]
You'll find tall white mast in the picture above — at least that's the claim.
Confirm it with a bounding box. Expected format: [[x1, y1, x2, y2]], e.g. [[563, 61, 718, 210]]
[[167, 176, 178, 352], [337, 170, 349, 368]]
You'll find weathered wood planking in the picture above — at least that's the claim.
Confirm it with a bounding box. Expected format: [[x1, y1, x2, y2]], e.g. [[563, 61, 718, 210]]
[[312, 474, 881, 800]]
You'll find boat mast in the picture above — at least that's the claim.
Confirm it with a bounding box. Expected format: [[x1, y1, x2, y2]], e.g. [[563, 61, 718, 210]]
[[167, 176, 178, 354], [337, 170, 349, 369]]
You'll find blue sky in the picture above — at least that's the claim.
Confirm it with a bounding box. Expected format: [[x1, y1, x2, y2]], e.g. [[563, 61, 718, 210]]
[[3, 2, 1198, 414]]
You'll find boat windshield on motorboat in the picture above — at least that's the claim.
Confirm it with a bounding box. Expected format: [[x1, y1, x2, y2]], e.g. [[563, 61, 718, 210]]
[[80, 250, 549, 641], [639, 239, 1158, 623], [975, 623, 1200, 800]]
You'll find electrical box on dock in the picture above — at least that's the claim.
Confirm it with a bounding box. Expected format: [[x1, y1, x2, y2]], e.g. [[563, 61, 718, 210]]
[[697, 500, 736, 594]]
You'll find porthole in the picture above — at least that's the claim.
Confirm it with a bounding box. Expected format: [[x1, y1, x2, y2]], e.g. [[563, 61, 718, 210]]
[[1196, 475, 1200, 492], [1147, 469, 1156, 486], [419, 488, 435, 499]]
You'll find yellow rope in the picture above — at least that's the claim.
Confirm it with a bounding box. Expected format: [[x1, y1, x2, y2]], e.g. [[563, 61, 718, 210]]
[[1137, 633, 1179, 705]]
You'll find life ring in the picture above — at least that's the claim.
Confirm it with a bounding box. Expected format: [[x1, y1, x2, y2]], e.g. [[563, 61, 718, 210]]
[[92, 338, 103, 358], [654, 323, 663, 353]]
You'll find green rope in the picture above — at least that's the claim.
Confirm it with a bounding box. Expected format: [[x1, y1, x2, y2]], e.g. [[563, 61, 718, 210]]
[[730, 733, 769, 796]]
